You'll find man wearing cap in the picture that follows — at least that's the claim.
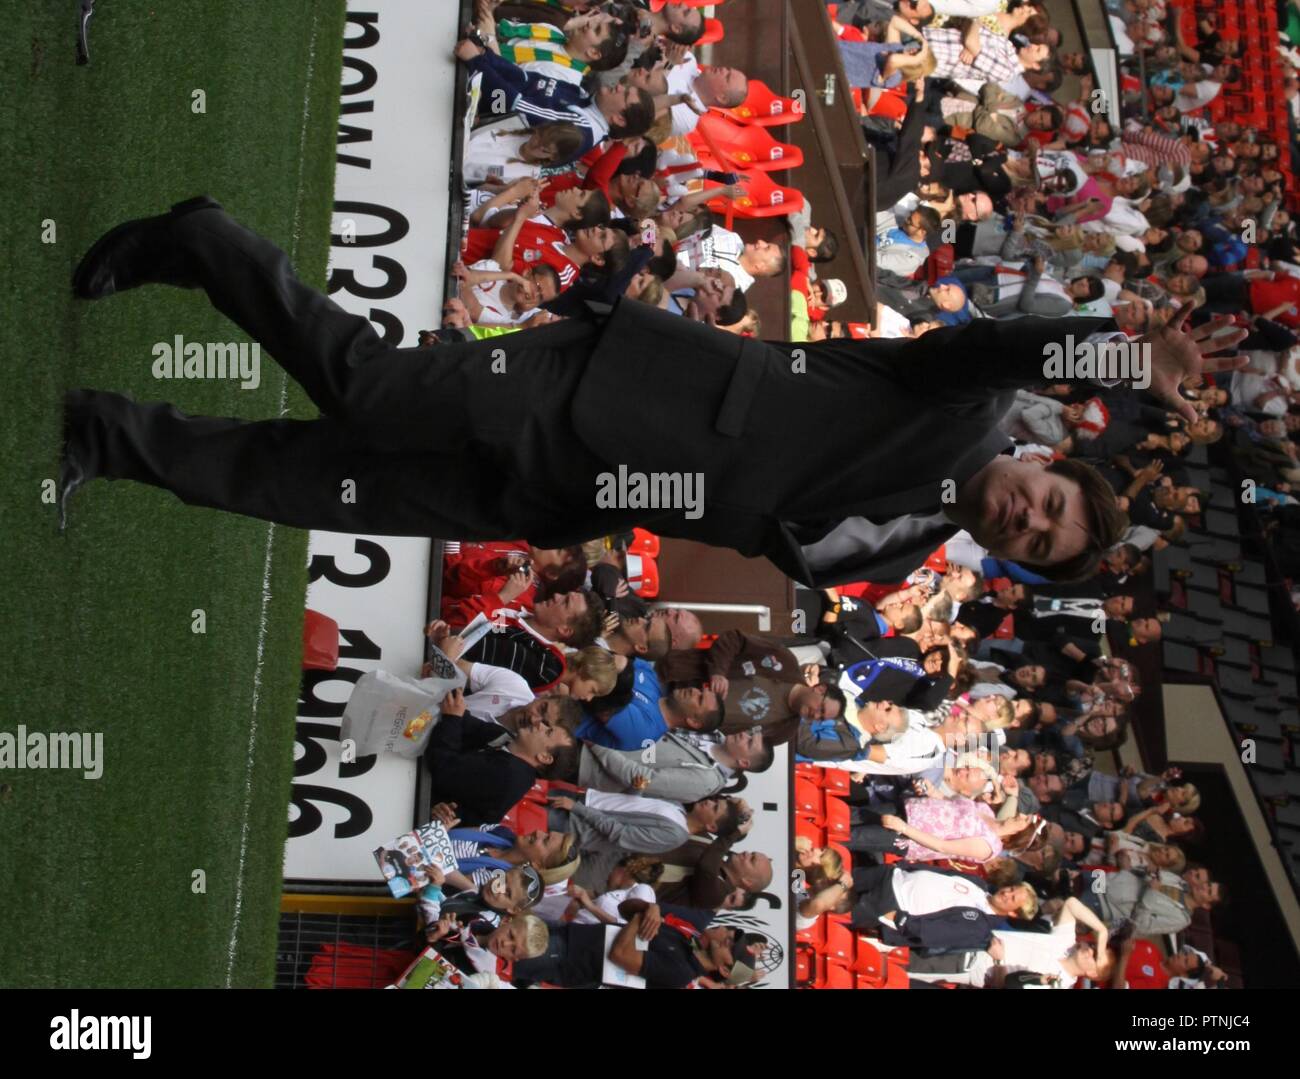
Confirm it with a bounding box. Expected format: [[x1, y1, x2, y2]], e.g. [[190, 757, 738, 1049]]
[[62, 198, 1245, 588]]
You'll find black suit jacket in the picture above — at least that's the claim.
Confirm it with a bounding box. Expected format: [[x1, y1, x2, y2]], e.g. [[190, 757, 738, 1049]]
[[571, 301, 1112, 587], [422, 714, 538, 828]]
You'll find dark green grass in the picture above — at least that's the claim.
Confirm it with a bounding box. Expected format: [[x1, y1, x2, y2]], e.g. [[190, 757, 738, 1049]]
[[0, 1, 346, 987]]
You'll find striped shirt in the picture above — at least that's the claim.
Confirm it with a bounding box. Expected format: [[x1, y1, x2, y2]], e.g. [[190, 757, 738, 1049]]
[[465, 625, 565, 692], [924, 26, 1020, 87]]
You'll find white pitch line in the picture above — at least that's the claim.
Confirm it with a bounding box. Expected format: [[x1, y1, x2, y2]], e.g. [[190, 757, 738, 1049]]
[[224, 5, 321, 988]]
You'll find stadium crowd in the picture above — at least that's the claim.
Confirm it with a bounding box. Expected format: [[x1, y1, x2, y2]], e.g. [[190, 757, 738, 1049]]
[[315, 0, 1300, 989]]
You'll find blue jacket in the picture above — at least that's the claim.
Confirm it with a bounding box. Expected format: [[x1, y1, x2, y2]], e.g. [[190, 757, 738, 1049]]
[[576, 659, 668, 750]]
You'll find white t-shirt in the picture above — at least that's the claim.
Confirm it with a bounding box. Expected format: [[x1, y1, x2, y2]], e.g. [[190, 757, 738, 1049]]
[[585, 790, 688, 831], [989, 918, 1078, 987], [571, 882, 657, 925], [465, 663, 536, 722], [893, 869, 994, 917], [667, 54, 706, 136], [467, 258, 540, 326]]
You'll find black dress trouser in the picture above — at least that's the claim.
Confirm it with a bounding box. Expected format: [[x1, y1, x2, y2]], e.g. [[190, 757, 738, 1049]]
[[68, 205, 638, 541]]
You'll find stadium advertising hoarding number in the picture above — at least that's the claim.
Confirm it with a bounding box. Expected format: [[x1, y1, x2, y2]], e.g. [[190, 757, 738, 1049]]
[[284, 0, 459, 882]]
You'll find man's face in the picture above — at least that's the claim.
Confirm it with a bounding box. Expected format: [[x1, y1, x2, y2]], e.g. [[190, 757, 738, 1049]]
[[929, 282, 965, 312], [1001, 747, 1032, 775], [664, 5, 702, 38], [1103, 594, 1134, 620], [1028, 773, 1064, 803], [724, 728, 764, 768], [566, 11, 616, 60], [513, 717, 574, 765], [595, 83, 633, 125], [744, 238, 783, 277], [797, 683, 841, 721], [659, 607, 702, 649], [957, 191, 992, 221], [672, 685, 719, 722], [1019, 42, 1050, 69], [1014, 664, 1046, 690], [1082, 714, 1118, 740], [1063, 831, 1086, 857], [697, 65, 748, 108], [1176, 253, 1208, 277], [1094, 801, 1125, 827], [727, 851, 772, 891], [803, 224, 826, 254], [1027, 109, 1056, 131], [690, 796, 731, 833], [955, 456, 1093, 570], [860, 698, 902, 736], [573, 224, 620, 261], [1131, 617, 1161, 643], [900, 0, 934, 24], [533, 590, 587, 638]]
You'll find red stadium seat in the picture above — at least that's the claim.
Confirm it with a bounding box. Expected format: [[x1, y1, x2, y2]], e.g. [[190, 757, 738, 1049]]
[[795, 944, 815, 986], [853, 938, 887, 985], [627, 527, 660, 557], [824, 794, 852, 842], [302, 609, 340, 670], [797, 917, 827, 952], [821, 919, 855, 963], [625, 553, 659, 598], [817, 766, 852, 796], [698, 16, 725, 45], [705, 170, 805, 226], [817, 957, 855, 989], [514, 800, 549, 834], [794, 816, 827, 848], [794, 775, 826, 824], [713, 78, 806, 127], [690, 113, 805, 172]]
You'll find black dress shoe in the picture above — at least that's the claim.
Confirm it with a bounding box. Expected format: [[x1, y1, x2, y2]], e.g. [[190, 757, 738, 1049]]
[[71, 195, 222, 300]]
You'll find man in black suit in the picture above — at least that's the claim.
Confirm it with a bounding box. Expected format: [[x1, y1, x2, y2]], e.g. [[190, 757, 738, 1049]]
[[423, 710, 577, 828], [63, 198, 1245, 587]]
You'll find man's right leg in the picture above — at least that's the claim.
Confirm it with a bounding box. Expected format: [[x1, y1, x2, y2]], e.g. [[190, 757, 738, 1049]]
[[65, 389, 523, 537]]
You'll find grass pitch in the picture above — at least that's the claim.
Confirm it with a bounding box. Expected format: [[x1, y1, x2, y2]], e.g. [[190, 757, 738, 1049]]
[[1, 0, 347, 987]]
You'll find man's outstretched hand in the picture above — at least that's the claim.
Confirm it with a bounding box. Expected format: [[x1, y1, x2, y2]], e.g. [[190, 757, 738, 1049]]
[[1140, 305, 1247, 423]]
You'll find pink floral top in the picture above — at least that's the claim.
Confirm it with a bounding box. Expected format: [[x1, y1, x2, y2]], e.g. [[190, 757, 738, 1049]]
[[901, 797, 1002, 863]]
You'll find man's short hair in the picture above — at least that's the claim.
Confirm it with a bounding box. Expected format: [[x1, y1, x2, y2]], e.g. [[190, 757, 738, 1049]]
[[665, 9, 705, 45], [913, 205, 942, 237], [567, 591, 607, 648], [610, 86, 656, 138], [573, 188, 611, 230], [747, 740, 775, 773], [895, 605, 923, 634], [1027, 458, 1127, 583], [550, 695, 584, 737], [810, 228, 840, 262], [539, 739, 582, 782], [708, 796, 747, 838], [532, 262, 562, 299], [823, 683, 847, 717], [1070, 275, 1105, 303], [695, 693, 726, 733]]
